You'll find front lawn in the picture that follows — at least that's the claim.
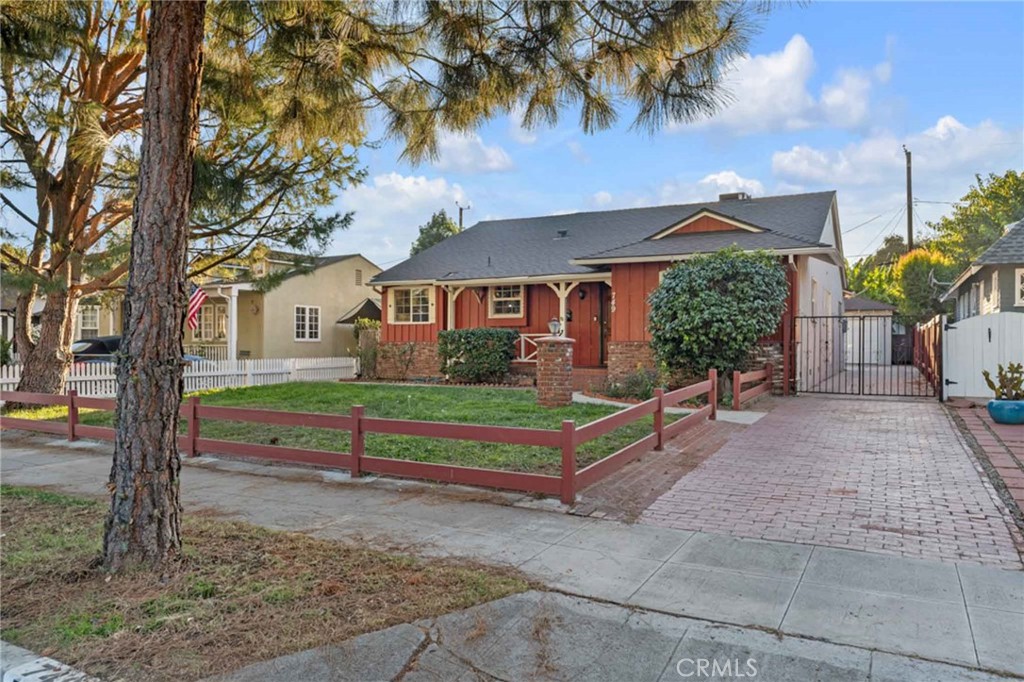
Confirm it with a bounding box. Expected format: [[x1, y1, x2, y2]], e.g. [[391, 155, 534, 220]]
[[0, 485, 528, 682], [7, 382, 665, 474]]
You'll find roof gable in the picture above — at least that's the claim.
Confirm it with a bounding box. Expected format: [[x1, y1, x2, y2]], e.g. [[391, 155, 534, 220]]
[[650, 209, 765, 239]]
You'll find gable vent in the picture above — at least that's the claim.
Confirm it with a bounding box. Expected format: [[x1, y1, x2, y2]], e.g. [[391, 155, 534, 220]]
[[719, 192, 750, 201]]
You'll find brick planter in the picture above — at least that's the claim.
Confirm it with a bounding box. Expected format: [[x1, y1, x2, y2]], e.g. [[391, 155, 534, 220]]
[[607, 341, 655, 382], [536, 336, 575, 407]]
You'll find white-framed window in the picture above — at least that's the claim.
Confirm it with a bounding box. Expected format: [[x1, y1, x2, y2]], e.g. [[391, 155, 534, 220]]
[[389, 287, 434, 324], [1015, 268, 1024, 307], [355, 268, 363, 286], [294, 305, 321, 341], [77, 305, 100, 339], [489, 285, 524, 318], [192, 303, 227, 341]]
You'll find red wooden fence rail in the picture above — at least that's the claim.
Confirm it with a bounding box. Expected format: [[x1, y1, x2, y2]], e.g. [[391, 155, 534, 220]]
[[731, 363, 773, 411], [0, 368, 723, 505]]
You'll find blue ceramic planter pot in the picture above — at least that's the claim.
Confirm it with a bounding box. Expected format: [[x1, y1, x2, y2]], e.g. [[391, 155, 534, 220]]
[[987, 400, 1024, 425]]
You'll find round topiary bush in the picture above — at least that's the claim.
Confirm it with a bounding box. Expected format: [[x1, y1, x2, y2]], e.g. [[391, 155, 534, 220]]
[[648, 246, 788, 377]]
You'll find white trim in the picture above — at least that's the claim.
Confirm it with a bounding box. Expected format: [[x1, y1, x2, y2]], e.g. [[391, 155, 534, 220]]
[[387, 286, 436, 325], [293, 304, 322, 342], [572, 246, 841, 266], [649, 210, 765, 240], [940, 265, 982, 302], [374, 273, 612, 288], [1016, 268, 1024, 307]]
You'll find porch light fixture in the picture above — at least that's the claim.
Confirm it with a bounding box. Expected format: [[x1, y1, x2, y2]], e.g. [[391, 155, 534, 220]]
[[547, 317, 561, 335], [578, 288, 587, 300]]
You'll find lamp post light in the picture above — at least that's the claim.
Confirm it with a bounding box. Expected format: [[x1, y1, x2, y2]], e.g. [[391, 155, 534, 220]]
[[547, 317, 561, 336]]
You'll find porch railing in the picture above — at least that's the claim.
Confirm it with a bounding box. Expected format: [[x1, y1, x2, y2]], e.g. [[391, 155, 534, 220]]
[[513, 333, 548, 363], [185, 344, 229, 361]]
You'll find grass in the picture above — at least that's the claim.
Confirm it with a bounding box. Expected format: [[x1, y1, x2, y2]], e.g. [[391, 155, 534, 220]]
[[6, 382, 670, 474], [0, 485, 529, 681]]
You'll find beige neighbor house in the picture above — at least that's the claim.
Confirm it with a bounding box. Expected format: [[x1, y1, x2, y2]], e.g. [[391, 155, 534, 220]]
[[34, 252, 381, 360], [184, 252, 382, 360]]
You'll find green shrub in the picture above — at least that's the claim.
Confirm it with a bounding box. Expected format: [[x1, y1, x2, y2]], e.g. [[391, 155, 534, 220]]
[[353, 317, 381, 341], [648, 246, 787, 378], [601, 368, 660, 401], [0, 337, 12, 366], [438, 328, 518, 383]]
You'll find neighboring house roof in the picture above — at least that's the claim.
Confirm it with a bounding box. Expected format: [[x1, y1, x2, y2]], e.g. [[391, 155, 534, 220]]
[[372, 191, 839, 284], [844, 294, 896, 312], [940, 220, 1024, 301], [205, 253, 375, 287], [336, 297, 382, 324]]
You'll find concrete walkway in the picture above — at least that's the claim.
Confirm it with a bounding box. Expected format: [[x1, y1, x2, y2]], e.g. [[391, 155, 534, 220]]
[[2, 433, 1023, 677]]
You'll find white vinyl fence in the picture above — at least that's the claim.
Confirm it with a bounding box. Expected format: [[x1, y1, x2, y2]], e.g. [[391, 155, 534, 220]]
[[0, 356, 359, 398], [942, 312, 1024, 399]]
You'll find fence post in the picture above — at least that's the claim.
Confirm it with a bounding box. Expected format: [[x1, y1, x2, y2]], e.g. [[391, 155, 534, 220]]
[[350, 405, 364, 477], [186, 396, 200, 457], [732, 370, 741, 411], [765, 362, 774, 395], [708, 369, 718, 421], [560, 420, 576, 505], [654, 387, 665, 451], [66, 389, 78, 442]]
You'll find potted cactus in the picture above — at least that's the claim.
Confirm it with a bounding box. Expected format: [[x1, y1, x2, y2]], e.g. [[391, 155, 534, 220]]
[[982, 363, 1024, 425]]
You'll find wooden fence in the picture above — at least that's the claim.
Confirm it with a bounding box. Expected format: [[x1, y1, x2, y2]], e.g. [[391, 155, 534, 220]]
[[0, 357, 359, 397], [732, 363, 773, 410], [0, 369, 724, 504]]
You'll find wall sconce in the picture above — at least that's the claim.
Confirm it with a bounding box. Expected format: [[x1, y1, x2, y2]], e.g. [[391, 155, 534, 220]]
[[249, 302, 260, 315], [547, 317, 561, 335], [578, 288, 587, 300]]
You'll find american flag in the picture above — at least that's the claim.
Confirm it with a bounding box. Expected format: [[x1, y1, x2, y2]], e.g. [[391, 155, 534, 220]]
[[186, 282, 208, 331]]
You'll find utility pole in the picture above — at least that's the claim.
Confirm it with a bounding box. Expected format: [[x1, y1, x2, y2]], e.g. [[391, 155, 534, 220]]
[[903, 145, 913, 251], [456, 201, 470, 229]]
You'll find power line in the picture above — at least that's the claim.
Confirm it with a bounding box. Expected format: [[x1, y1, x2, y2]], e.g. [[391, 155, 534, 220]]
[[855, 205, 906, 260], [842, 212, 887, 234]]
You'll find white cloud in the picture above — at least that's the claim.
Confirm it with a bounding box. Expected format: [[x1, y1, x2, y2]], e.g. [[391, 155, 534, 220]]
[[335, 172, 467, 265], [567, 140, 591, 164], [657, 170, 766, 204], [592, 190, 613, 206], [675, 34, 887, 134], [508, 105, 538, 144], [770, 116, 1023, 258], [433, 132, 514, 173]]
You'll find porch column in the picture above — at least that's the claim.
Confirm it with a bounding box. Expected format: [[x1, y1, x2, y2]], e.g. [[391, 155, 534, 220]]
[[226, 288, 238, 360], [545, 281, 580, 336], [443, 286, 464, 330]]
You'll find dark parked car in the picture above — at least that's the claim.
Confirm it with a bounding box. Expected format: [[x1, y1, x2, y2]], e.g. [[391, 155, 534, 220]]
[[71, 336, 205, 364]]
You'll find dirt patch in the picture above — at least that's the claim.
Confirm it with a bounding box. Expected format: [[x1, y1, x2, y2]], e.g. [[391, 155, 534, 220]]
[[0, 485, 529, 682]]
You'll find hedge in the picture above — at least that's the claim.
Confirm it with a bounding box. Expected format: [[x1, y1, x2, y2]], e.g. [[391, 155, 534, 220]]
[[438, 328, 519, 383]]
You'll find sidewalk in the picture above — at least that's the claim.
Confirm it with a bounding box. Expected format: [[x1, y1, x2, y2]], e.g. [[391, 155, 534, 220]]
[[2, 433, 1022, 677]]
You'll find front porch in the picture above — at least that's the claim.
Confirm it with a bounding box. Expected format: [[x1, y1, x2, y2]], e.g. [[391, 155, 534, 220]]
[[185, 283, 262, 360]]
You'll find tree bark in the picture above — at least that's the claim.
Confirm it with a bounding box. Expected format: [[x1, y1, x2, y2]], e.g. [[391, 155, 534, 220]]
[[103, 0, 206, 572]]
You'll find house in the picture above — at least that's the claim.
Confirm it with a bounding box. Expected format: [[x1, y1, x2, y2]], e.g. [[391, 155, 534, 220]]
[[843, 293, 905, 365], [371, 191, 847, 386], [940, 219, 1024, 320], [184, 251, 382, 360], [4, 251, 381, 360]]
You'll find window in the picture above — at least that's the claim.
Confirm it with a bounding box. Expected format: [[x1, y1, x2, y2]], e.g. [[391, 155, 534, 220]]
[[489, 285, 524, 318], [355, 268, 363, 286], [294, 305, 321, 341], [390, 287, 433, 324], [77, 305, 100, 339], [1016, 268, 1024, 307]]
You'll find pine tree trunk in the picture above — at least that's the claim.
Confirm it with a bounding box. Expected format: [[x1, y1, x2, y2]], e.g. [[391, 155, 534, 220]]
[[103, 0, 206, 572], [15, 288, 77, 396]]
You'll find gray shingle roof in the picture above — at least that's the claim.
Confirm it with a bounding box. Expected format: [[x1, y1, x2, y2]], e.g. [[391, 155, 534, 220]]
[[974, 220, 1024, 266], [372, 191, 836, 283], [844, 294, 896, 312]]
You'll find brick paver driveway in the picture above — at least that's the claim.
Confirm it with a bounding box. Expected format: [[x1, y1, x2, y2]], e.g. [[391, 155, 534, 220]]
[[641, 396, 1023, 568]]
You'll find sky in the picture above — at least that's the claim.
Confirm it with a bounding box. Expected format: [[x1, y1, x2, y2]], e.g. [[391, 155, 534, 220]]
[[335, 1, 1024, 270]]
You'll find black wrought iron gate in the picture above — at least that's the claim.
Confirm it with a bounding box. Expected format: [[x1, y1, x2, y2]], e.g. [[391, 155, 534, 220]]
[[795, 315, 938, 398]]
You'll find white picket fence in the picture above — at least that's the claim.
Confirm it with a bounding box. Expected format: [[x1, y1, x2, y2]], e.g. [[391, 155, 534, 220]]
[[0, 356, 359, 398]]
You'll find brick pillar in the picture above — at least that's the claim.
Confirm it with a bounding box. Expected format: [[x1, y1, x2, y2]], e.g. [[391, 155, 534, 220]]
[[536, 336, 575, 407]]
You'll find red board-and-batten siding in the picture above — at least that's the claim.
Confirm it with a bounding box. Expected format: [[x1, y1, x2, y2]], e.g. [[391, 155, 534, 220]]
[[381, 282, 606, 366]]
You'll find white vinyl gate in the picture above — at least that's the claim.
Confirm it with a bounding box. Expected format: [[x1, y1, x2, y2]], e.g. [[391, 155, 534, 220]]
[[0, 356, 359, 398], [942, 312, 1024, 399]]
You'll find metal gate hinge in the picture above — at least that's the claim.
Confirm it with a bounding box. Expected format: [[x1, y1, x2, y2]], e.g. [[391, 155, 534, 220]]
[[944, 323, 957, 331], [945, 379, 958, 386]]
